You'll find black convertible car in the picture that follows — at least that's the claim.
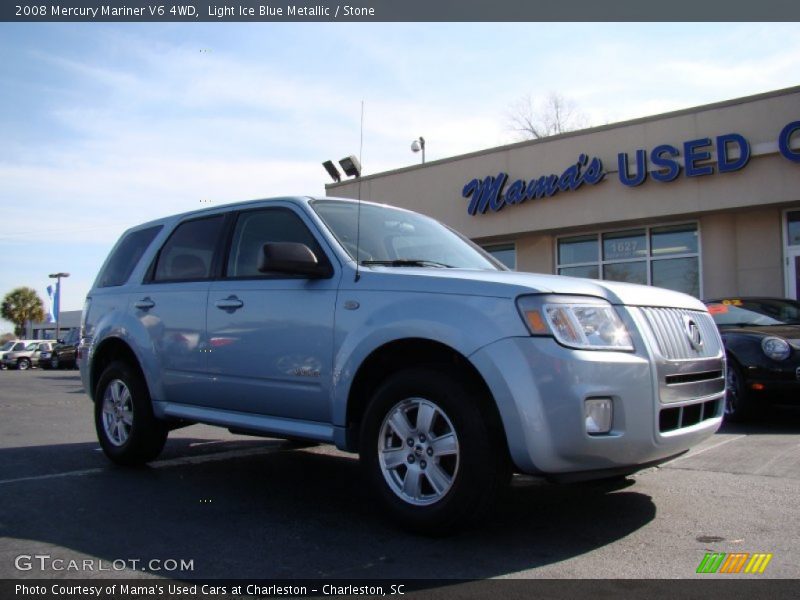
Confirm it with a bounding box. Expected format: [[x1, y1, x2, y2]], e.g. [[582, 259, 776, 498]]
[[704, 297, 800, 421]]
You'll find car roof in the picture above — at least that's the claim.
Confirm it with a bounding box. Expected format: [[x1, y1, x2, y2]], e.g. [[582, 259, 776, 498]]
[[121, 195, 406, 233]]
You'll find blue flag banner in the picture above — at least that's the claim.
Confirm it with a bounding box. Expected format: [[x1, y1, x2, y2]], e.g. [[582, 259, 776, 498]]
[[45, 285, 56, 323]]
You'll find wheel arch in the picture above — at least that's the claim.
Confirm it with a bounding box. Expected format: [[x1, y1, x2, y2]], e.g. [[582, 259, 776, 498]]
[[342, 338, 510, 458], [89, 337, 147, 402]]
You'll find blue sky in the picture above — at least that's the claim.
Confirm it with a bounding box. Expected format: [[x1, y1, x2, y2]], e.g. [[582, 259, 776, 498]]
[[1, 22, 798, 333]]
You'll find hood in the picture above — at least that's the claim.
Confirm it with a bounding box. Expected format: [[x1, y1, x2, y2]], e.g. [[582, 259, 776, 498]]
[[350, 267, 707, 310]]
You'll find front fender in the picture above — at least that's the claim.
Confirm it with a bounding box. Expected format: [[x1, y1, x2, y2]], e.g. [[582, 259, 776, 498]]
[[330, 291, 526, 427]]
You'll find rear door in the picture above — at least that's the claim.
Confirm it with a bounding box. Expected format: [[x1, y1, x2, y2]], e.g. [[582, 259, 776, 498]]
[[134, 214, 228, 406], [206, 205, 340, 421]]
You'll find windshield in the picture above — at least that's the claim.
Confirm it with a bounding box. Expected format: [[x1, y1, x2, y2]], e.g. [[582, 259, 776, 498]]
[[706, 298, 800, 326], [24, 342, 38, 350], [311, 200, 502, 270], [0, 342, 14, 351]]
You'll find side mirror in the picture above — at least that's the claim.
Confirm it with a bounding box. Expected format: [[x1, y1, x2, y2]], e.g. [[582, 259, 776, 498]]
[[257, 242, 332, 278]]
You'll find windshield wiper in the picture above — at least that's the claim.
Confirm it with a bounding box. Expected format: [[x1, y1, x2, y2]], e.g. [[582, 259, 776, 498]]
[[361, 259, 454, 268]]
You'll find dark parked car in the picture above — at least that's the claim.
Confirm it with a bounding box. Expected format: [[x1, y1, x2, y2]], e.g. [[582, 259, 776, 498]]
[[40, 330, 79, 370], [705, 297, 800, 421]]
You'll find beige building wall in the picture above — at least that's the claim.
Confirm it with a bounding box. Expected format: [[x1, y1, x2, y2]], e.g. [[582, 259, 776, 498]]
[[327, 87, 800, 298]]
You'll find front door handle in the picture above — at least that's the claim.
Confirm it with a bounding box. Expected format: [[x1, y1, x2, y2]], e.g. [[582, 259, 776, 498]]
[[134, 297, 155, 310], [215, 296, 244, 311]]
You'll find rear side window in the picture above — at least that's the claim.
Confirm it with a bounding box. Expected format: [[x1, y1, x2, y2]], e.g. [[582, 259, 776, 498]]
[[97, 226, 162, 287], [226, 208, 326, 278], [154, 215, 225, 282]]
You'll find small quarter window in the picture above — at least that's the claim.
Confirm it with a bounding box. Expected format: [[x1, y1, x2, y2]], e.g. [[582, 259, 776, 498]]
[[97, 225, 162, 287]]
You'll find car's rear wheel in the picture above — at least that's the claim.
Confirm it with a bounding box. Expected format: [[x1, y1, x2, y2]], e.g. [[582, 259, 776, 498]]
[[94, 361, 168, 465], [17, 358, 31, 371], [360, 367, 510, 534]]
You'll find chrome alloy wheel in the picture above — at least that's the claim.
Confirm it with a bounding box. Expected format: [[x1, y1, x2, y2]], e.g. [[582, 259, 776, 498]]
[[724, 364, 740, 416], [378, 398, 460, 506], [102, 379, 134, 446]]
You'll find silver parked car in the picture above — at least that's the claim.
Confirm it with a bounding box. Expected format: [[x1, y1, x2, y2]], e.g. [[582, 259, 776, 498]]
[[2, 341, 55, 370], [80, 196, 724, 533]]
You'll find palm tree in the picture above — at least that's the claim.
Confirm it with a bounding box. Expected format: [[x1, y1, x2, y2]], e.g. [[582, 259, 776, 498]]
[[1, 287, 45, 337]]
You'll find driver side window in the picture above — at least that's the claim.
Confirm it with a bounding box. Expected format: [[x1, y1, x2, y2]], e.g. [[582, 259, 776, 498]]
[[226, 208, 325, 278]]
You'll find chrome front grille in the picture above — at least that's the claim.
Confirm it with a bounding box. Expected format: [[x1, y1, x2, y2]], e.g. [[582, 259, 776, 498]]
[[640, 308, 722, 360], [633, 306, 725, 407]]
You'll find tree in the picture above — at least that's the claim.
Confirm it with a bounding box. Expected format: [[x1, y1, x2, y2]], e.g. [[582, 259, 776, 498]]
[[1, 287, 45, 337], [507, 92, 590, 140]]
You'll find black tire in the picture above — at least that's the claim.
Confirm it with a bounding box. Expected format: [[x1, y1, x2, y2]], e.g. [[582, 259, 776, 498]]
[[94, 360, 168, 465], [359, 367, 511, 535], [17, 358, 31, 371], [51, 357, 60, 369], [724, 358, 759, 422]]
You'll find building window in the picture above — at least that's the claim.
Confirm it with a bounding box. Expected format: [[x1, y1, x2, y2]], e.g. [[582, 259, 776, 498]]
[[787, 210, 800, 247], [557, 223, 700, 297], [482, 243, 516, 270]]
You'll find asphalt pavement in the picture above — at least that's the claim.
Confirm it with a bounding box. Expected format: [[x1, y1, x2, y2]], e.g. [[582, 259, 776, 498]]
[[1, 369, 798, 581]]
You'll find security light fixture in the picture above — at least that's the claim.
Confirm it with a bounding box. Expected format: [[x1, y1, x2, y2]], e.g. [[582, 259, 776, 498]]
[[411, 136, 426, 163], [322, 160, 341, 183], [339, 155, 362, 178]]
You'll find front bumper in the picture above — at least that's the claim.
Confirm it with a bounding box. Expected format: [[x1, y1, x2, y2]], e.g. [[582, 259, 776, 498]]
[[470, 336, 722, 477], [742, 365, 800, 405]]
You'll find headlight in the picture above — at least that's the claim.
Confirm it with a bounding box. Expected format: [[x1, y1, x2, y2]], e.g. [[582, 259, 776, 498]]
[[517, 295, 634, 351], [761, 337, 790, 361]]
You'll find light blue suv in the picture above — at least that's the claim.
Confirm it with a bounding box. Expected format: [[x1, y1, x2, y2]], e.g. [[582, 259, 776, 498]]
[[80, 197, 724, 533]]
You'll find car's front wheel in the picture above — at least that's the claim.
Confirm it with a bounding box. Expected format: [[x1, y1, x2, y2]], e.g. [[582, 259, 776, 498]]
[[360, 367, 510, 534], [51, 357, 60, 369], [94, 361, 168, 465], [17, 358, 31, 371], [724, 358, 759, 422]]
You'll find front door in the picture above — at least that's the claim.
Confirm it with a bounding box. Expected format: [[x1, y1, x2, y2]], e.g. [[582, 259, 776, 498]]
[[206, 206, 339, 422]]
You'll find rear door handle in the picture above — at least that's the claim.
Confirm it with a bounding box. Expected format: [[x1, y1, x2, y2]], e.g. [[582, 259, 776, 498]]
[[134, 297, 155, 310], [215, 296, 244, 311]]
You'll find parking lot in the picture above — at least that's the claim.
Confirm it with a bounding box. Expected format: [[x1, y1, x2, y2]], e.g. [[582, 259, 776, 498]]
[[1, 369, 799, 581]]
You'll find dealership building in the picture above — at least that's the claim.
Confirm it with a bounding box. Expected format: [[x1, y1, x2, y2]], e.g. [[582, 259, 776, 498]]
[[326, 86, 800, 301]]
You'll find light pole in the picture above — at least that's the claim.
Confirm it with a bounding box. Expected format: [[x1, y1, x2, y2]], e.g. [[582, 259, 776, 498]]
[[411, 136, 426, 163], [48, 272, 70, 341]]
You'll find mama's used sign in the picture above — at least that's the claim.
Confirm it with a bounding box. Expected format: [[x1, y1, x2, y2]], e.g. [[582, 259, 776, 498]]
[[462, 120, 800, 216]]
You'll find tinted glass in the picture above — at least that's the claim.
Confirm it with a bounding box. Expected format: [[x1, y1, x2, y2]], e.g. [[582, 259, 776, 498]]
[[227, 209, 324, 278], [650, 224, 698, 256], [651, 257, 699, 297], [0, 342, 13, 351], [482, 244, 516, 270], [558, 265, 599, 279], [312, 200, 499, 270], [154, 216, 225, 282], [603, 229, 646, 261], [788, 211, 800, 247], [603, 261, 647, 285], [706, 298, 800, 326], [558, 235, 598, 265], [13, 342, 25, 351], [97, 225, 162, 287]]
